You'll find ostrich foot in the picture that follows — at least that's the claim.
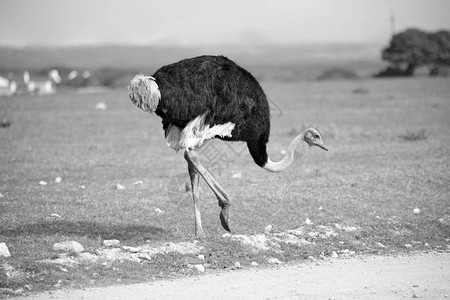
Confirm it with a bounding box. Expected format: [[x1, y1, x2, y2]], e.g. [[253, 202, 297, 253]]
[[219, 206, 231, 232], [194, 231, 206, 241]]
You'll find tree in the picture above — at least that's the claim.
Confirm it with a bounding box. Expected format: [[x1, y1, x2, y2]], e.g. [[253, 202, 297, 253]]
[[379, 28, 450, 77]]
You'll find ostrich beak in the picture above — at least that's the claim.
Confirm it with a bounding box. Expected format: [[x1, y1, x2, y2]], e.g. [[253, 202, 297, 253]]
[[315, 141, 328, 151]]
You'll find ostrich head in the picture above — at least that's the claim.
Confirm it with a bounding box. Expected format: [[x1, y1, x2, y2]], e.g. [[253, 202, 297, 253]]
[[303, 127, 328, 151]]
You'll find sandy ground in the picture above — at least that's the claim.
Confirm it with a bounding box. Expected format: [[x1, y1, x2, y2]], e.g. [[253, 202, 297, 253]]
[[19, 252, 449, 300]]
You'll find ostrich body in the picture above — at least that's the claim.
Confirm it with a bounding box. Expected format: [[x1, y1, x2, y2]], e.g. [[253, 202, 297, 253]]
[[128, 55, 328, 238]]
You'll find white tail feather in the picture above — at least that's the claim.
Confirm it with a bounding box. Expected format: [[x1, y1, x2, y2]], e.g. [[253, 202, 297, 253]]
[[165, 113, 235, 151], [128, 74, 161, 113]]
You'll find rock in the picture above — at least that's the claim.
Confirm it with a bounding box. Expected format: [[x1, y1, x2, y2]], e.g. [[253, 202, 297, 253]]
[[264, 224, 273, 233], [222, 233, 231, 238], [424, 243, 430, 247], [103, 239, 120, 247], [251, 261, 258, 266], [138, 253, 152, 261], [413, 208, 420, 214], [0, 243, 11, 257], [54, 176, 62, 183], [154, 208, 164, 215], [412, 293, 419, 298], [0, 192, 4, 198], [95, 102, 107, 110], [376, 242, 386, 248], [334, 223, 342, 230], [404, 244, 413, 249], [39, 181, 47, 185], [197, 254, 205, 260], [342, 226, 358, 232], [304, 218, 313, 225], [341, 249, 350, 254], [78, 185, 86, 189], [308, 231, 319, 238], [232, 172, 242, 179], [78, 252, 99, 263], [51, 213, 61, 218], [123, 246, 140, 253], [53, 241, 84, 254], [193, 264, 205, 272], [133, 180, 143, 185], [115, 184, 125, 190], [331, 251, 338, 258], [348, 251, 356, 256], [267, 258, 282, 264], [234, 261, 241, 268]]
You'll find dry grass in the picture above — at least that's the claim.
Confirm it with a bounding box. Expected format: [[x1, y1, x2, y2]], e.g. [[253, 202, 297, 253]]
[[1, 76, 450, 296]]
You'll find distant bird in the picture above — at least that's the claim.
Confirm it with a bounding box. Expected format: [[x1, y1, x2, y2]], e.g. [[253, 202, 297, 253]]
[[128, 55, 328, 238]]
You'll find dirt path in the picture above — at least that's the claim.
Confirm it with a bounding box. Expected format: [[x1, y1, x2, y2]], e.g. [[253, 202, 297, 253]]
[[20, 253, 449, 300]]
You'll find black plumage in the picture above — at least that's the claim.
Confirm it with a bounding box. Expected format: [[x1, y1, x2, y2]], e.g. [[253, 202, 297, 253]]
[[153, 55, 271, 167]]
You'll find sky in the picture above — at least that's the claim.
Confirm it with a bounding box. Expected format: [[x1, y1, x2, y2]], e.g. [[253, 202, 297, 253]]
[[0, 0, 449, 47]]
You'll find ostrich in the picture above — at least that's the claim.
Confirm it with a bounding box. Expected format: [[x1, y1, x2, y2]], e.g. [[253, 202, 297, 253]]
[[128, 55, 328, 238]]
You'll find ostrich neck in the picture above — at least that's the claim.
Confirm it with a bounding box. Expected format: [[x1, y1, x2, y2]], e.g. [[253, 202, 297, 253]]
[[262, 131, 306, 173]]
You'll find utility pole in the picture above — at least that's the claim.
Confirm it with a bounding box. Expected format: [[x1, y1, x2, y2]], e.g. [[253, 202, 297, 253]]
[[390, 11, 396, 38]]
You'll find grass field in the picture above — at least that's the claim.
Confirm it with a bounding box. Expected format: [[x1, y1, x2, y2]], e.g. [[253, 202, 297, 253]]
[[1, 75, 450, 295]]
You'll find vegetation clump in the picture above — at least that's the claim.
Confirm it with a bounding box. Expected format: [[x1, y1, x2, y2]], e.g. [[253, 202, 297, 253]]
[[377, 28, 450, 77]]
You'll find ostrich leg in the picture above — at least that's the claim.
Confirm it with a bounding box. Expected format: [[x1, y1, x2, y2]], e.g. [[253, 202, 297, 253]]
[[186, 155, 205, 239], [184, 151, 232, 232]]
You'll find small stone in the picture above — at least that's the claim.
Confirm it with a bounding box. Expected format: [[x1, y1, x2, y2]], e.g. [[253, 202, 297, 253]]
[[267, 258, 282, 264], [251, 261, 258, 266], [154, 208, 164, 215], [308, 231, 319, 238], [376, 242, 386, 248], [424, 243, 429, 247], [331, 251, 338, 258], [51, 213, 61, 218], [348, 251, 356, 256], [53, 241, 84, 254], [103, 239, 120, 247], [334, 223, 342, 230], [54, 177, 62, 183], [304, 218, 313, 225], [413, 284, 419, 287], [341, 249, 350, 254], [342, 226, 358, 232], [232, 172, 242, 179], [138, 253, 152, 261], [413, 208, 420, 214], [197, 254, 205, 260], [95, 102, 107, 110], [412, 293, 419, 298], [78, 185, 86, 189], [222, 233, 231, 238], [78, 252, 98, 263], [404, 244, 413, 249], [0, 242, 11, 257], [234, 261, 241, 268], [123, 246, 140, 253], [193, 264, 205, 272], [264, 225, 273, 233], [133, 180, 143, 185], [307, 256, 317, 261], [115, 184, 125, 190], [0, 192, 4, 198], [39, 181, 47, 185]]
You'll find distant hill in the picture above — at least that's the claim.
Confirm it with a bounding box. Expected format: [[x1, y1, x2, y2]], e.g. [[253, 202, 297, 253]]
[[0, 44, 384, 82]]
